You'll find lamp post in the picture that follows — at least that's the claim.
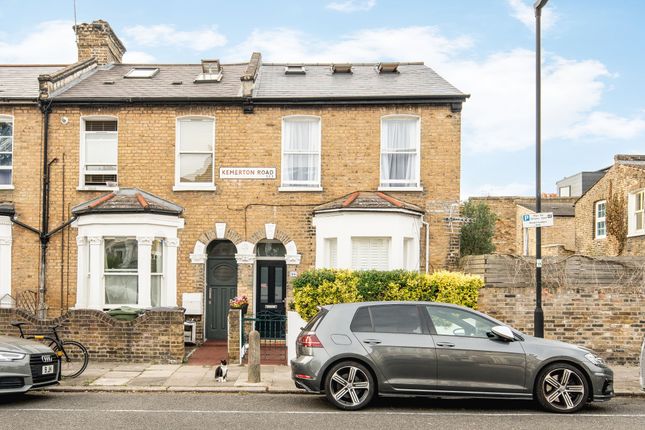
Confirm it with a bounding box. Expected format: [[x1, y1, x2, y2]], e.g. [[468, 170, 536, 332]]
[[534, 0, 549, 338]]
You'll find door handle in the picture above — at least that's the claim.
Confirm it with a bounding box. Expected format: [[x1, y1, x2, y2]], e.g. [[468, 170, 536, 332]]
[[436, 342, 455, 348], [363, 339, 382, 345]]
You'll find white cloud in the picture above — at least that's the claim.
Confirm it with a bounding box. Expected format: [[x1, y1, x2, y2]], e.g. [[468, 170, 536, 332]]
[[326, 0, 376, 13], [122, 51, 156, 63], [234, 25, 643, 153], [464, 182, 534, 198], [506, 0, 558, 31], [123, 24, 227, 52], [0, 20, 76, 63]]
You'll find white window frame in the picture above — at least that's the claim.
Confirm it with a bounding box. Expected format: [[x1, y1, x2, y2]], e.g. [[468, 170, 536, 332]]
[[379, 114, 422, 191], [103, 236, 139, 307], [79, 116, 119, 191], [174, 116, 216, 191], [594, 200, 606, 240], [351, 236, 391, 271], [279, 115, 322, 192], [0, 115, 14, 190], [559, 186, 571, 197], [324, 238, 338, 268], [628, 190, 645, 237]]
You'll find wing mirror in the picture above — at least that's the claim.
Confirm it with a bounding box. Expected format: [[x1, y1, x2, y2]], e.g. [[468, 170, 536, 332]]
[[491, 325, 515, 341]]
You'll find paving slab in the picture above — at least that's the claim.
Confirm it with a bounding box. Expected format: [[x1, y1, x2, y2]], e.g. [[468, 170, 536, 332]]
[[128, 377, 168, 386], [112, 363, 149, 372], [146, 364, 182, 371], [90, 377, 133, 386]]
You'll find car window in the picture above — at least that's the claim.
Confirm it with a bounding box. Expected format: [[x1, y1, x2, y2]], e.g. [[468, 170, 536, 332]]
[[370, 305, 423, 334], [426, 306, 496, 338], [350, 306, 373, 332], [303, 308, 328, 331]]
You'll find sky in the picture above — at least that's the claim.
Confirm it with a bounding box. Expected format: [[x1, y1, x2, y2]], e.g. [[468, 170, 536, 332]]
[[1, 0, 643, 199]]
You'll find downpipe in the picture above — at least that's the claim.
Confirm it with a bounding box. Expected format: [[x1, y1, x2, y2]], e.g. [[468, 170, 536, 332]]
[[422, 217, 430, 274]]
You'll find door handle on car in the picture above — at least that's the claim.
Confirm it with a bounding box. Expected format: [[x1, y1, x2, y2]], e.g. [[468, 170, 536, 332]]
[[436, 342, 455, 348], [363, 339, 382, 345]]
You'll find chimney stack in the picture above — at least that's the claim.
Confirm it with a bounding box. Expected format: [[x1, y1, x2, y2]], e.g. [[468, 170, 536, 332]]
[[74, 20, 126, 65]]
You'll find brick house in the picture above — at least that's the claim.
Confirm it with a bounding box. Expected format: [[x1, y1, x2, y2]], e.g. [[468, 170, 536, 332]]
[[468, 196, 576, 256], [574, 154, 645, 256], [0, 20, 467, 342]]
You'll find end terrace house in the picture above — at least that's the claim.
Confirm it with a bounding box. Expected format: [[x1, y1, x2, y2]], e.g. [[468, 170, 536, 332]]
[[0, 20, 468, 342]]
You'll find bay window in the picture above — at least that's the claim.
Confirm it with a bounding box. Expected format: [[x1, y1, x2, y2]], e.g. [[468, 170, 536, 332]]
[[104, 238, 139, 305], [281, 116, 321, 190], [380, 115, 420, 189], [151, 239, 163, 307], [351, 237, 390, 270]]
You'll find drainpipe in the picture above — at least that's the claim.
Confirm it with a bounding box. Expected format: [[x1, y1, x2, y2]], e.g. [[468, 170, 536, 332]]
[[422, 217, 430, 274], [37, 101, 52, 319]]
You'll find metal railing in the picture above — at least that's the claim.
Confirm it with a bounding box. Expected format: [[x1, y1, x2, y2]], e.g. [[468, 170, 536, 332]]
[[241, 310, 287, 361]]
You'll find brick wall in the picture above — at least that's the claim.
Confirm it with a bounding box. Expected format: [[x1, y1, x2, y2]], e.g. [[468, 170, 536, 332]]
[[6, 102, 461, 317], [575, 164, 645, 256], [462, 254, 645, 364], [0, 307, 185, 363]]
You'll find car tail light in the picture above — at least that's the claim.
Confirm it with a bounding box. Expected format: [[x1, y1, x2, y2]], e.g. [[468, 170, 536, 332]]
[[298, 333, 323, 348]]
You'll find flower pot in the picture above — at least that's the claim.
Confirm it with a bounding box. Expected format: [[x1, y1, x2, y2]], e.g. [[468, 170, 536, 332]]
[[241, 303, 249, 315]]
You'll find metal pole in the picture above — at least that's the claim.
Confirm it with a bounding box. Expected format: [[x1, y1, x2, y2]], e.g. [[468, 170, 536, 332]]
[[534, 0, 547, 338]]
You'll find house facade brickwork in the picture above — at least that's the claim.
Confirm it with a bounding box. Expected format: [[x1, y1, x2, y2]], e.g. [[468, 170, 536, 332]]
[[0, 20, 467, 346]]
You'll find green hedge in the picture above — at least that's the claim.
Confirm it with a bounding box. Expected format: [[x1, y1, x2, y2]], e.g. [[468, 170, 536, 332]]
[[293, 269, 484, 320]]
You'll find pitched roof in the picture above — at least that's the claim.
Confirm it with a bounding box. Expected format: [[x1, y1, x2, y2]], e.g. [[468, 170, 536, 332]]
[[55, 63, 248, 101], [253, 63, 467, 101], [72, 188, 183, 216], [0, 202, 15, 216], [313, 191, 424, 214], [0, 65, 65, 100], [517, 201, 575, 217]]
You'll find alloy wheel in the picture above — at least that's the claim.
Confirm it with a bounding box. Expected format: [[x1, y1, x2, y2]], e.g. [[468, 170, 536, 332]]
[[328, 365, 371, 408], [541, 367, 586, 411]]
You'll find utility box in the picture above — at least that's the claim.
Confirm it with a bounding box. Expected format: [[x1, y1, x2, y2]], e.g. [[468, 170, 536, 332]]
[[184, 320, 197, 344], [182, 293, 203, 315]]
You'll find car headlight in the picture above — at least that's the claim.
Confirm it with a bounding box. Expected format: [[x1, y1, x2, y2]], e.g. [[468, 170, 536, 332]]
[[584, 352, 605, 366], [0, 350, 26, 362]]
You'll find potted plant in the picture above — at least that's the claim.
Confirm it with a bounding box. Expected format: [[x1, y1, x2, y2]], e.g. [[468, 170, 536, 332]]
[[229, 295, 249, 315]]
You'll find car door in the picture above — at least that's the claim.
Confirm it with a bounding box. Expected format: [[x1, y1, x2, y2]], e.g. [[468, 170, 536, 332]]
[[425, 305, 527, 394], [351, 304, 437, 391]]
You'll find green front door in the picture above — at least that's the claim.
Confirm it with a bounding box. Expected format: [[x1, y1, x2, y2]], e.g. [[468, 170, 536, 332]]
[[206, 244, 238, 340]]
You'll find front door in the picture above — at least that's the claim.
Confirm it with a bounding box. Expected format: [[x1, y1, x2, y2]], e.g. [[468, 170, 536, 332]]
[[206, 256, 237, 340], [255, 260, 287, 316]]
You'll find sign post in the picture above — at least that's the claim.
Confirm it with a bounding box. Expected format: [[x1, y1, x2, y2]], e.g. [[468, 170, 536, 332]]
[[522, 212, 552, 338]]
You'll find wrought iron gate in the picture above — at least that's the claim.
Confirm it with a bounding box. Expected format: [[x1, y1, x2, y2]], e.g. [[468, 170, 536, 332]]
[[241, 310, 287, 362]]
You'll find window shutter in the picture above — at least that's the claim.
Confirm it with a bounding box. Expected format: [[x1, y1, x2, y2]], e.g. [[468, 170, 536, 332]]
[[351, 238, 390, 270]]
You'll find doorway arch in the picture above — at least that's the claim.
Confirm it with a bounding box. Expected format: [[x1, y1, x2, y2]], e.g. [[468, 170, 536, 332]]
[[205, 240, 237, 340]]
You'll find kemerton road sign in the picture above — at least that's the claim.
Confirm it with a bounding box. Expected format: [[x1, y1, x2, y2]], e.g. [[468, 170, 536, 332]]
[[522, 212, 554, 228]]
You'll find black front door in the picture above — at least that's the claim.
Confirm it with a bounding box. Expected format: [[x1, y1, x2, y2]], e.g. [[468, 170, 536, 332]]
[[255, 260, 287, 316], [206, 257, 237, 340]]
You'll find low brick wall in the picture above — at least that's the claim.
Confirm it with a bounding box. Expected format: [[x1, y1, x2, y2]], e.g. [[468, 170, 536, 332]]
[[463, 254, 645, 364], [0, 308, 185, 363]]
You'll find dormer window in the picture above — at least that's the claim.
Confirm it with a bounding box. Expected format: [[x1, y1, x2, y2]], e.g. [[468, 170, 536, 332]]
[[285, 65, 306, 75], [332, 63, 352, 74], [124, 68, 159, 78], [378, 62, 399, 73], [195, 59, 223, 82]]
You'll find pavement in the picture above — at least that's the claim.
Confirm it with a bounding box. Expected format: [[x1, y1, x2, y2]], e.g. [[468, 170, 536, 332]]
[[38, 362, 644, 396]]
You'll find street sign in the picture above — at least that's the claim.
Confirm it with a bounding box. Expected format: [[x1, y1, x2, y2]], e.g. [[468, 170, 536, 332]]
[[522, 212, 554, 228]]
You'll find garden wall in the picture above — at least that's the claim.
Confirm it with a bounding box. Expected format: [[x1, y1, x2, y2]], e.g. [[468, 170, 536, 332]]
[[462, 254, 645, 364], [0, 308, 185, 363]]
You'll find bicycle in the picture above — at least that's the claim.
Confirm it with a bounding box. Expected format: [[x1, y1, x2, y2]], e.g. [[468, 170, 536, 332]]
[[11, 321, 89, 378]]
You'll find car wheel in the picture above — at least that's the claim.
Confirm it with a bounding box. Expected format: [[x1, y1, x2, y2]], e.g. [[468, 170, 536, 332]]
[[324, 361, 375, 410], [536, 363, 589, 413]]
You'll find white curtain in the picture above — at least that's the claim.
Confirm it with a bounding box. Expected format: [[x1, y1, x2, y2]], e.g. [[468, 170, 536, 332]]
[[283, 118, 320, 184], [381, 118, 418, 187]]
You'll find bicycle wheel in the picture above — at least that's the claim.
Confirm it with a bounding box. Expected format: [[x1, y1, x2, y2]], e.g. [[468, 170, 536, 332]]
[[52, 340, 89, 378]]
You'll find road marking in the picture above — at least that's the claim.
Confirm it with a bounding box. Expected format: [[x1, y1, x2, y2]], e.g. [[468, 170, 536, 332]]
[[4, 408, 645, 417]]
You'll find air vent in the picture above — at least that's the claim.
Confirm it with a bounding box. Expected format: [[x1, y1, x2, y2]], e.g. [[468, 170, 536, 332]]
[[331, 63, 352, 74], [124, 68, 159, 78], [285, 65, 306, 75], [103, 80, 115, 85], [85, 174, 118, 186], [171, 81, 183, 85], [378, 62, 399, 73]]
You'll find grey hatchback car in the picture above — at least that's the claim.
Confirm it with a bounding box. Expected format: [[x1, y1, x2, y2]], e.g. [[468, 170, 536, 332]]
[[291, 302, 614, 412], [0, 335, 60, 395]]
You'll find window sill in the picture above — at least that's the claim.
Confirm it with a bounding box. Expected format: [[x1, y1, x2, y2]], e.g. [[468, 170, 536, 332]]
[[627, 231, 645, 238], [77, 185, 118, 192], [173, 184, 217, 192], [595, 236, 606, 240], [377, 186, 423, 192], [278, 186, 323, 192], [0, 185, 14, 191]]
